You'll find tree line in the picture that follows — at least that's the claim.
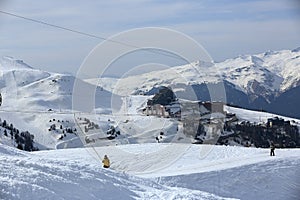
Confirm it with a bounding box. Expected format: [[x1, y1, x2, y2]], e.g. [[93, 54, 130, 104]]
[[0, 118, 38, 151]]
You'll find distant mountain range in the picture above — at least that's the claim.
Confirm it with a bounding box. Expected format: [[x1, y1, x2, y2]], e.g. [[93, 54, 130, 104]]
[[92, 47, 300, 119]]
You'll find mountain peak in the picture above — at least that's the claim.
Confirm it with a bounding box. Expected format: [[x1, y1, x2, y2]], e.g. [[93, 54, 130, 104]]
[[250, 55, 264, 65], [0, 56, 33, 71], [291, 47, 300, 53]]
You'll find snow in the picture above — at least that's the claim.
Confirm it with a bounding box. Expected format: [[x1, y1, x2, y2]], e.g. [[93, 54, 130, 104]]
[[0, 57, 120, 149], [96, 144, 298, 179], [0, 56, 33, 71], [88, 48, 300, 96], [0, 54, 300, 199], [159, 156, 300, 200], [0, 143, 239, 200], [224, 105, 300, 124], [1, 54, 300, 149], [0, 143, 299, 200]]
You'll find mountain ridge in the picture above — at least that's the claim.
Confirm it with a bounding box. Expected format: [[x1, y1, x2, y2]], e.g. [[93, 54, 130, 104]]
[[92, 47, 300, 118]]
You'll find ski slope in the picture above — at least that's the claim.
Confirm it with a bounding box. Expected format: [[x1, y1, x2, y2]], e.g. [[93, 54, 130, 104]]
[[1, 143, 299, 200], [0, 144, 237, 200], [225, 105, 300, 125]]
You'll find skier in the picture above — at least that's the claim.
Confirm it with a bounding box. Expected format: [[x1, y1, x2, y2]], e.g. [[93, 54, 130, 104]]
[[270, 141, 275, 156], [102, 155, 110, 168]]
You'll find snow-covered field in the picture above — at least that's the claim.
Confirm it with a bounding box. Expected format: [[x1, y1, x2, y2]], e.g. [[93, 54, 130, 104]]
[[1, 143, 299, 200]]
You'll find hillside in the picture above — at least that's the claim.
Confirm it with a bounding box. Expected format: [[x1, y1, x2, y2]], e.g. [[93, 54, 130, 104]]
[[0, 57, 120, 149], [0, 58, 113, 112]]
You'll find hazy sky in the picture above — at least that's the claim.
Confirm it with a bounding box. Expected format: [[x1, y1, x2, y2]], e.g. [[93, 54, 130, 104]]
[[0, 0, 299, 76]]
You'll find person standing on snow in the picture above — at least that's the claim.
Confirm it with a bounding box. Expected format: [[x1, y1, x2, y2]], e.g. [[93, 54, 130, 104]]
[[270, 141, 275, 156], [102, 155, 110, 168]]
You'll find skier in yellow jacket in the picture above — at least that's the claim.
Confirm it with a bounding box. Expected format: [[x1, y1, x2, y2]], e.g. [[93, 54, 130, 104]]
[[102, 155, 110, 168]]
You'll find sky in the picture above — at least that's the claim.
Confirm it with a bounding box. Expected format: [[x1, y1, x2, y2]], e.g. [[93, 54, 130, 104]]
[[0, 0, 300, 77]]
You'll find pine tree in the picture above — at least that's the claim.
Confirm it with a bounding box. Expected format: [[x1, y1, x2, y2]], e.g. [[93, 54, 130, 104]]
[[17, 143, 23, 150], [9, 123, 13, 131], [23, 131, 33, 151], [4, 129, 8, 137], [3, 120, 7, 128]]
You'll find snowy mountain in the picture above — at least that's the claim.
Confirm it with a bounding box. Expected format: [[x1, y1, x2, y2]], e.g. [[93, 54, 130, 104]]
[[0, 57, 182, 150], [1, 53, 300, 150], [90, 47, 300, 118], [0, 57, 118, 149], [0, 54, 299, 200], [0, 56, 115, 112]]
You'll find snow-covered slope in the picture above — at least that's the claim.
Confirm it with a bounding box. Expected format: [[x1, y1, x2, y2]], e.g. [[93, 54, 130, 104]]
[[225, 105, 300, 124], [256, 48, 300, 91], [0, 143, 237, 200], [1, 143, 299, 200], [0, 59, 180, 149], [0, 70, 113, 112], [85, 60, 220, 96], [0, 56, 33, 71], [0, 57, 119, 149]]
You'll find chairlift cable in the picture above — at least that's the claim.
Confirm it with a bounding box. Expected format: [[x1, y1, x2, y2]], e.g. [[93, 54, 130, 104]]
[[0, 10, 185, 62]]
